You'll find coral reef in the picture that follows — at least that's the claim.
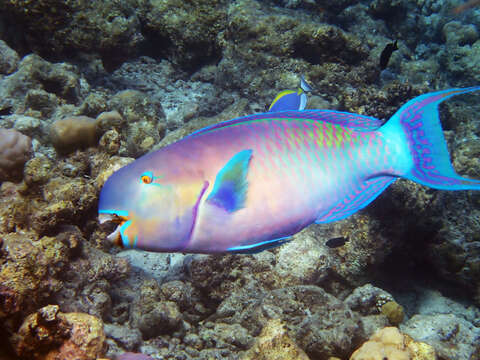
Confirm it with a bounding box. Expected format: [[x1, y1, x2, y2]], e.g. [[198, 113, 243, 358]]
[[0, 39, 19, 75], [0, 0, 480, 359]]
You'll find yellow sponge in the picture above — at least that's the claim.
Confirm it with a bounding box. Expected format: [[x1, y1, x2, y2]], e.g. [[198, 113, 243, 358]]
[[350, 327, 436, 360]]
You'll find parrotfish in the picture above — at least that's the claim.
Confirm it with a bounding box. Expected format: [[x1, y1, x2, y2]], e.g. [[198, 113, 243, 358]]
[[98, 83, 480, 254]]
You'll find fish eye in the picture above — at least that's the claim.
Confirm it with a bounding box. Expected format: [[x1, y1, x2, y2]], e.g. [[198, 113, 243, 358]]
[[140, 171, 153, 184]]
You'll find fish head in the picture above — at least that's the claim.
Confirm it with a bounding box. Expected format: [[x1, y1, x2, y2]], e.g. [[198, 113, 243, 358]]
[[98, 157, 208, 252]]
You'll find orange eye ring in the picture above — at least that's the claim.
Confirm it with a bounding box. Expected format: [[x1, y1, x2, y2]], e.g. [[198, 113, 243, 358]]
[[140, 171, 153, 184]]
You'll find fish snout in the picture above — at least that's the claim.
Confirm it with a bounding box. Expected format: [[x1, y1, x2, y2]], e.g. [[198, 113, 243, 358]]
[[98, 211, 131, 248]]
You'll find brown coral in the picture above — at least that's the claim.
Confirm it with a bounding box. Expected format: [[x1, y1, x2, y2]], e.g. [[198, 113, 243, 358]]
[[0, 128, 32, 182], [49, 116, 98, 154]]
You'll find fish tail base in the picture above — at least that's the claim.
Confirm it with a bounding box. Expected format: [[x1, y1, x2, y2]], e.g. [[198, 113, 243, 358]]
[[380, 87, 480, 190]]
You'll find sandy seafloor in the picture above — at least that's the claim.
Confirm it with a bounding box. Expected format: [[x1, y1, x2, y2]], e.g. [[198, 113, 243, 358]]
[[1, 0, 480, 359]]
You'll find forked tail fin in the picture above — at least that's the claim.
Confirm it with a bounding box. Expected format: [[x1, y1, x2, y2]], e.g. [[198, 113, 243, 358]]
[[379, 87, 480, 190]]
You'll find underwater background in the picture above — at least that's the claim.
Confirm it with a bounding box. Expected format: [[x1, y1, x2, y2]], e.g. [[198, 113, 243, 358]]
[[0, 0, 480, 359]]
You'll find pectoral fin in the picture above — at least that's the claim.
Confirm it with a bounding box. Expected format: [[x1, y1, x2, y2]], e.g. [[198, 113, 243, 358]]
[[206, 149, 253, 212]]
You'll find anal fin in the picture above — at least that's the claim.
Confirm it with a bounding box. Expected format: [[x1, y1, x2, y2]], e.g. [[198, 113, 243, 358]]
[[316, 176, 396, 223], [227, 236, 291, 254]]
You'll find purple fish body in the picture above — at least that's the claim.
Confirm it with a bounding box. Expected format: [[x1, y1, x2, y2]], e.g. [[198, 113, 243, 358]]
[[99, 87, 480, 254]]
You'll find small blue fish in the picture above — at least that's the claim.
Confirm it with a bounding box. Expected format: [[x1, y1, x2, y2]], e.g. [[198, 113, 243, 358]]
[[268, 76, 312, 112]]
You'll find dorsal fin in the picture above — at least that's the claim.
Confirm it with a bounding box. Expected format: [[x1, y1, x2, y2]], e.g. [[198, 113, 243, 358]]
[[187, 110, 383, 138]]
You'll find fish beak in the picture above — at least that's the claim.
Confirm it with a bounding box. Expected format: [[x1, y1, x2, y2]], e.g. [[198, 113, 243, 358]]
[[98, 212, 129, 248]]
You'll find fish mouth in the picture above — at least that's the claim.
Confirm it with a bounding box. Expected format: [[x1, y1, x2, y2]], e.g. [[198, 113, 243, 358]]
[[98, 210, 130, 248]]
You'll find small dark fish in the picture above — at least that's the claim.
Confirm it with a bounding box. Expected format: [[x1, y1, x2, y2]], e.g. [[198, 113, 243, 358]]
[[379, 40, 398, 70], [325, 236, 349, 248]]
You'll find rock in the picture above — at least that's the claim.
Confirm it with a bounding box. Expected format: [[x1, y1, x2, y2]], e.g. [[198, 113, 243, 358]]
[[130, 280, 183, 339], [0, 232, 69, 332], [104, 324, 142, 351], [358, 315, 390, 339], [216, 285, 360, 359], [92, 155, 135, 190], [0, 54, 83, 116], [99, 129, 122, 155], [241, 319, 310, 360], [51, 238, 130, 320], [0, 128, 32, 182], [11, 305, 107, 360], [0, 40, 20, 75], [217, 0, 369, 97], [401, 314, 480, 360], [0, 0, 143, 70], [116, 250, 186, 284], [24, 88, 59, 117], [96, 110, 125, 134], [49, 116, 98, 154], [108, 90, 162, 124], [32, 177, 97, 234], [344, 284, 395, 316], [442, 21, 478, 46], [142, 0, 225, 70], [107, 90, 166, 157], [160, 280, 196, 311], [11, 115, 44, 139]]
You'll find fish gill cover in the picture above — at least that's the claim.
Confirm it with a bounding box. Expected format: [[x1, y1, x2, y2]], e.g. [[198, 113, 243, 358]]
[[0, 0, 480, 359]]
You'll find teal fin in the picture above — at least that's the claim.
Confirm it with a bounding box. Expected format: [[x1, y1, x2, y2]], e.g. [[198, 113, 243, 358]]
[[228, 236, 291, 254], [316, 176, 395, 223], [380, 86, 480, 190], [206, 149, 253, 212]]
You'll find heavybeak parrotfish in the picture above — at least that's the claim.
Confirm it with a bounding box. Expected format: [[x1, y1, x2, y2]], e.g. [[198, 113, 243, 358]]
[[98, 81, 480, 254]]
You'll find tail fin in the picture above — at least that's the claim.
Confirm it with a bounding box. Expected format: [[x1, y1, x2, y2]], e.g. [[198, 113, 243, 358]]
[[379, 87, 480, 190]]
